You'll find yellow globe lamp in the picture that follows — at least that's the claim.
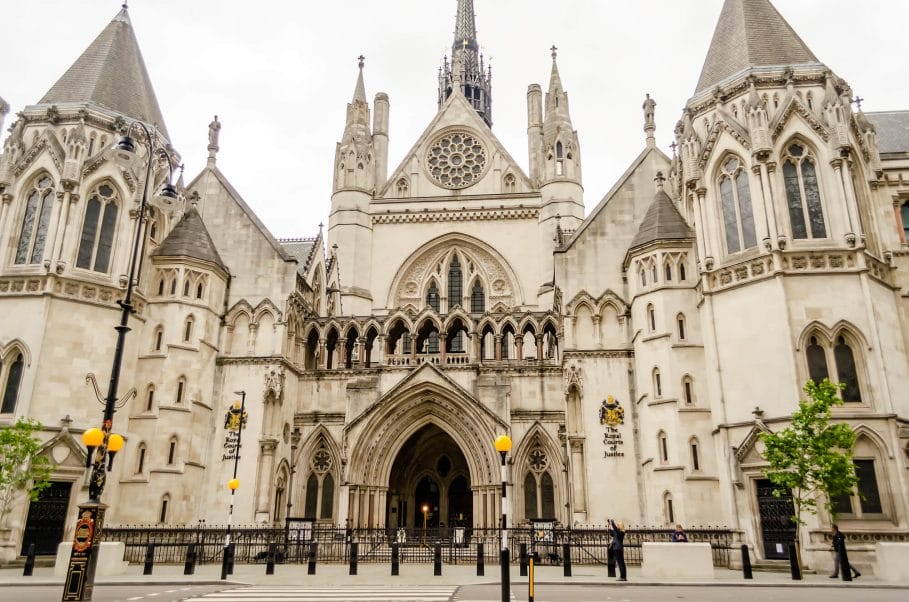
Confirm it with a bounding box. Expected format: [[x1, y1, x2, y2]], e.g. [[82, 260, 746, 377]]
[[494, 434, 512, 453], [107, 433, 125, 452], [227, 478, 240, 491], [82, 428, 104, 447]]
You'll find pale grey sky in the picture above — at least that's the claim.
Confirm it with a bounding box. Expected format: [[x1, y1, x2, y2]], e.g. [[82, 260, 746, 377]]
[[2, 1, 907, 239]]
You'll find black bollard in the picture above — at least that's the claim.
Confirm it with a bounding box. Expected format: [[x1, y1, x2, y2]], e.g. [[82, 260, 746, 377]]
[[227, 543, 236, 575], [519, 543, 528, 576], [349, 541, 358, 575], [391, 542, 400, 576], [143, 543, 155, 575], [563, 543, 572, 577], [266, 543, 276, 575], [220, 545, 230, 580], [434, 541, 442, 576], [740, 544, 753, 579], [22, 543, 35, 577], [607, 546, 616, 578], [307, 541, 318, 575], [839, 542, 853, 582], [787, 543, 802, 580], [476, 542, 484, 576], [184, 543, 197, 575]]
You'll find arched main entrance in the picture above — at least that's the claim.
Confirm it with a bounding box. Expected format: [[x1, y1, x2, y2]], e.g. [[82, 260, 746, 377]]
[[386, 424, 471, 529]]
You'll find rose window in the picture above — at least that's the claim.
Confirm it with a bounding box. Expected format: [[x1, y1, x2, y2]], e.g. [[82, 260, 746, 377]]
[[312, 448, 332, 473], [529, 448, 548, 472], [426, 131, 488, 189]]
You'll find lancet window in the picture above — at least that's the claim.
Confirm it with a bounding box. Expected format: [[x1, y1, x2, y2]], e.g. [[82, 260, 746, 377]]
[[14, 175, 55, 265], [783, 143, 826, 239], [719, 156, 757, 253], [76, 183, 119, 273]]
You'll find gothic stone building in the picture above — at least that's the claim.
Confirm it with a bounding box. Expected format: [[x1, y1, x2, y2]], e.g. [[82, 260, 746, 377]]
[[1, 0, 908, 571]]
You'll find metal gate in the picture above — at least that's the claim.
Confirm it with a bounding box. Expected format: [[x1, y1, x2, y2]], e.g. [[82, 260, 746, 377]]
[[21, 481, 72, 555], [756, 478, 796, 559]]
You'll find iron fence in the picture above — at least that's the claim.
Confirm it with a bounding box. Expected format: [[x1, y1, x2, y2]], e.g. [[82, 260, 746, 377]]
[[102, 524, 733, 567]]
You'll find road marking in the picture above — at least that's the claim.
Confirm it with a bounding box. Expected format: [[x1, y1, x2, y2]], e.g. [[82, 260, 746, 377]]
[[184, 585, 456, 601]]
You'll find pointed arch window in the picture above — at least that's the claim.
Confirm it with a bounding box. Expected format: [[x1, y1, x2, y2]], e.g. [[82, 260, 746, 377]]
[[833, 438, 889, 518], [196, 283, 204, 299], [677, 313, 687, 340], [690, 437, 701, 472], [470, 281, 485, 313], [647, 304, 656, 332], [806, 336, 829, 383], [145, 384, 155, 412], [304, 443, 335, 520], [183, 280, 190, 297], [783, 143, 826, 239], [14, 175, 55, 265], [159, 495, 170, 523], [523, 446, 555, 520], [157, 278, 165, 296], [803, 331, 864, 403], [503, 173, 516, 193], [719, 157, 757, 253], [653, 367, 662, 399], [556, 141, 564, 176], [447, 255, 462, 309], [679, 261, 687, 281], [167, 437, 177, 465], [663, 492, 675, 524], [183, 316, 194, 342], [136, 444, 146, 474], [658, 430, 669, 463], [1, 353, 25, 413], [395, 178, 409, 197], [682, 376, 695, 406], [834, 336, 861, 403], [664, 261, 673, 282], [640, 269, 647, 287], [426, 281, 440, 312], [76, 183, 119, 273], [175, 377, 185, 404], [153, 327, 164, 352]]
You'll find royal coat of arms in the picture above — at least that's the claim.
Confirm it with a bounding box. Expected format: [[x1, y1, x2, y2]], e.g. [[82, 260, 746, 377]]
[[599, 396, 624, 427]]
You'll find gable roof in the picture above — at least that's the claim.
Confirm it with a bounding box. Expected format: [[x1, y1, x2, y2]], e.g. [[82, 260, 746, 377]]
[[865, 111, 909, 155], [695, 0, 819, 95], [38, 6, 169, 138], [151, 206, 226, 271], [628, 189, 694, 252]]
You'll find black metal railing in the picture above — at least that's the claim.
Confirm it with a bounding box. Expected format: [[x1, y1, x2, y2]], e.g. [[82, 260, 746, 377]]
[[103, 524, 733, 566]]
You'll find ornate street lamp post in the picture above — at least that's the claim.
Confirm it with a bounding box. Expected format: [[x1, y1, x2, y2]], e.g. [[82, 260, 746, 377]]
[[62, 122, 177, 602], [494, 434, 512, 602], [221, 391, 247, 580]]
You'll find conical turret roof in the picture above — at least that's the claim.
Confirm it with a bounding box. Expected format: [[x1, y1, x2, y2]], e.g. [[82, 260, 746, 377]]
[[629, 189, 693, 252], [39, 5, 169, 138], [695, 0, 819, 95], [151, 206, 226, 271]]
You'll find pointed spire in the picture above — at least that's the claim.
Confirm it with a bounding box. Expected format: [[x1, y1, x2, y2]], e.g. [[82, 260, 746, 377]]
[[38, 3, 169, 138], [629, 188, 693, 252], [548, 45, 564, 97], [151, 206, 226, 271], [438, 0, 492, 126], [353, 55, 367, 103], [695, 0, 820, 95], [544, 45, 571, 127], [454, 0, 478, 52]]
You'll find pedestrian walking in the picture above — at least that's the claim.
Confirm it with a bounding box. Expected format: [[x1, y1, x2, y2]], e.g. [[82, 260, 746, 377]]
[[608, 519, 627, 581], [671, 524, 688, 542], [830, 524, 860, 579]]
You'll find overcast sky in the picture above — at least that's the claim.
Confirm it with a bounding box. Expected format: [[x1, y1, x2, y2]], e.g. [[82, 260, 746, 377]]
[[2, 1, 907, 239]]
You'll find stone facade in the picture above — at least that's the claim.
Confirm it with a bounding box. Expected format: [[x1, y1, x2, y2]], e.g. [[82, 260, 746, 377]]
[[0, 0, 907, 571]]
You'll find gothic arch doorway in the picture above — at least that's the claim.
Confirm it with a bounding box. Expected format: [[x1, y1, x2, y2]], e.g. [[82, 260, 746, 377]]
[[386, 424, 471, 529]]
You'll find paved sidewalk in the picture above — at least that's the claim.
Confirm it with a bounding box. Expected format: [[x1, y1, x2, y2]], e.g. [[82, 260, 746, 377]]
[[0, 563, 906, 588]]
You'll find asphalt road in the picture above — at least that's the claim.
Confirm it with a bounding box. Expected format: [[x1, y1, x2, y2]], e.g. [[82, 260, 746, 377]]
[[1, 584, 226, 601]]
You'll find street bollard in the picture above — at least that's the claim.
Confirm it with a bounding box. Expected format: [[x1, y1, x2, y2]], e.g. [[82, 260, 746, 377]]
[[787, 543, 802, 580], [607, 546, 616, 578], [227, 543, 236, 575], [349, 541, 358, 575], [307, 541, 318, 575], [740, 544, 753, 579], [220, 545, 230, 580], [184, 543, 197, 575], [391, 542, 399, 576], [562, 543, 572, 577], [434, 541, 442, 576], [528, 555, 535, 602], [476, 542, 484, 576], [839, 542, 853, 582], [22, 543, 35, 577], [266, 543, 276, 575], [519, 543, 528, 576], [143, 543, 155, 575]]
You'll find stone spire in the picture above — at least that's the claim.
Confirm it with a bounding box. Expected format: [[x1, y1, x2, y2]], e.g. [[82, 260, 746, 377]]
[[695, 0, 820, 95], [151, 206, 226, 271], [438, 0, 493, 127], [353, 55, 367, 103], [37, 3, 169, 138], [540, 45, 580, 185]]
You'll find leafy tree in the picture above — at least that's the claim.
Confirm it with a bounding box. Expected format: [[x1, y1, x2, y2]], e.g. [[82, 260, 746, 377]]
[[759, 379, 858, 548], [0, 418, 52, 526]]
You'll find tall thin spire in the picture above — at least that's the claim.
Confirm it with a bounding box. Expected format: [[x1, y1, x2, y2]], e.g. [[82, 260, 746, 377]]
[[438, 0, 492, 127], [353, 55, 367, 103]]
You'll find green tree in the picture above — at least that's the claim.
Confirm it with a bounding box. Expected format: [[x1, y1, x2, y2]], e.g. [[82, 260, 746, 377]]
[[0, 418, 52, 526], [759, 379, 858, 549]]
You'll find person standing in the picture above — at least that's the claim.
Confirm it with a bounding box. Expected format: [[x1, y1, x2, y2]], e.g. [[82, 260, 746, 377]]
[[608, 519, 627, 581], [671, 524, 688, 542], [830, 524, 860, 579]]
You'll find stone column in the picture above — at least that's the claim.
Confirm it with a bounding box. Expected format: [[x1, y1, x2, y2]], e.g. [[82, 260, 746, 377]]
[[255, 440, 278, 514]]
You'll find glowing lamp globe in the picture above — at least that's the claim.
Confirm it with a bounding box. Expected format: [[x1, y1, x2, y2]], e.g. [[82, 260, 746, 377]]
[[227, 478, 240, 491], [82, 428, 104, 447], [107, 433, 125, 452], [494, 434, 512, 453]]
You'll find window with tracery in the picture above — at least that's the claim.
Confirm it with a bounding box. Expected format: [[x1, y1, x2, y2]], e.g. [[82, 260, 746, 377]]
[[76, 183, 119, 273], [719, 156, 757, 253], [14, 175, 55, 265], [783, 143, 826, 239], [523, 445, 555, 520], [304, 442, 335, 520], [470, 281, 485, 313], [0, 352, 25, 413], [805, 332, 863, 403], [425, 130, 487, 189]]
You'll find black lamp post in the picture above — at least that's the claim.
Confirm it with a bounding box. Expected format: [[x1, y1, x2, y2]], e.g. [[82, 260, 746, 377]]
[[494, 434, 512, 602], [62, 121, 177, 602]]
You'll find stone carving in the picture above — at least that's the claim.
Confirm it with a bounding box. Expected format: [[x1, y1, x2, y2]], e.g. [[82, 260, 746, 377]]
[[425, 130, 488, 189], [264, 366, 285, 400]]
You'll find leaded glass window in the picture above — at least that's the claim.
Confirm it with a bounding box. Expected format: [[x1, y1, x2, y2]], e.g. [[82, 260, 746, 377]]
[[305, 473, 318, 517], [719, 157, 757, 253], [426, 282, 440, 312], [783, 144, 826, 239], [834, 337, 861, 403], [320, 473, 334, 520], [14, 175, 55, 265], [76, 183, 119, 272], [1, 354, 24, 413], [902, 202, 909, 242], [855, 459, 882, 514], [448, 255, 462, 308], [806, 336, 829, 384], [524, 473, 537, 518], [470, 281, 485, 313]]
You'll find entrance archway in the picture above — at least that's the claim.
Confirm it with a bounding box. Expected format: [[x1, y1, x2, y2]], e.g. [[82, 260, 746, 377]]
[[386, 424, 471, 529]]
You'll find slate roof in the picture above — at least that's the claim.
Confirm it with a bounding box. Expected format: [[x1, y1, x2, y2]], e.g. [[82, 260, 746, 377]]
[[39, 6, 169, 138], [865, 111, 909, 154], [280, 238, 318, 277], [695, 0, 819, 95], [628, 189, 693, 252], [151, 206, 226, 271]]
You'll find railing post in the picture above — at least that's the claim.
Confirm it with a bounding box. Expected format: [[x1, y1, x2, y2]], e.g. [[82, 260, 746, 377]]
[[562, 542, 571, 577], [476, 541, 484, 576], [143, 543, 155, 575], [184, 543, 196, 575], [519, 542, 528, 576], [266, 543, 276, 575], [788, 543, 801, 580], [307, 541, 318, 575], [434, 541, 442, 576], [391, 542, 399, 576], [349, 541, 358, 575], [22, 543, 35, 577], [740, 544, 753, 579]]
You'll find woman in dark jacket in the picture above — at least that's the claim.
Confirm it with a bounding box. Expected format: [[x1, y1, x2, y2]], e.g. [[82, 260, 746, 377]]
[[608, 519, 627, 581]]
